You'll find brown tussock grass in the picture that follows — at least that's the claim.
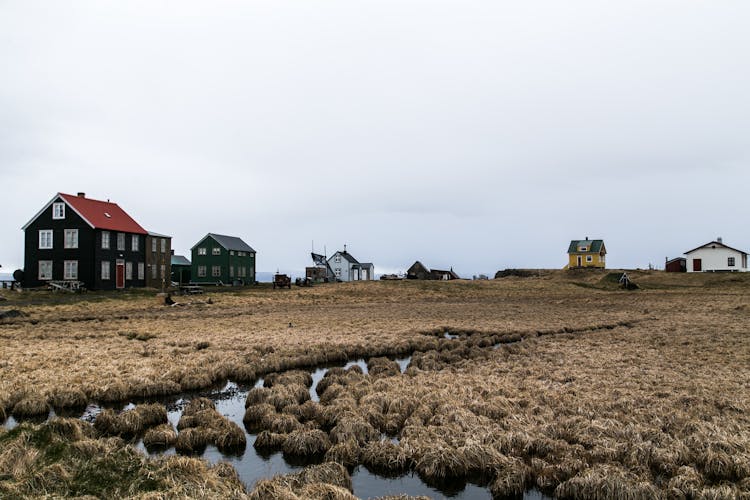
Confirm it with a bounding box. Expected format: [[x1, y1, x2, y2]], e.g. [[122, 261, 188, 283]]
[[2, 274, 750, 497]]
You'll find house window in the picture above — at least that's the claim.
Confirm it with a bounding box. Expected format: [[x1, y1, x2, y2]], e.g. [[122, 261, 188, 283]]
[[53, 202, 65, 219], [138, 262, 144, 280], [160, 264, 166, 279], [229, 266, 234, 278], [64, 229, 78, 249], [212, 247, 221, 255], [101, 261, 110, 280], [586, 255, 593, 263], [198, 247, 207, 255], [334, 255, 341, 263], [335, 268, 341, 277], [39, 260, 53, 280], [212, 265, 221, 277], [579, 247, 588, 252], [230, 251, 234, 256], [132, 235, 139, 252], [198, 265, 206, 277], [238, 251, 245, 257], [728, 257, 736, 267], [238, 266, 246, 278], [102, 231, 110, 249], [151, 264, 158, 279], [117, 233, 125, 251], [39, 230, 53, 249], [64, 260, 78, 280], [125, 262, 133, 280], [161, 239, 166, 253]]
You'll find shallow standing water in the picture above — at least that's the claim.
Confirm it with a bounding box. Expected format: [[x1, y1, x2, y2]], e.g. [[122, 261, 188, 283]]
[[4, 354, 550, 499]]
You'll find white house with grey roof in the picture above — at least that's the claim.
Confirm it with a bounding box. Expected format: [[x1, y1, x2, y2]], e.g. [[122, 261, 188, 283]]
[[684, 239, 748, 272], [327, 247, 374, 281]]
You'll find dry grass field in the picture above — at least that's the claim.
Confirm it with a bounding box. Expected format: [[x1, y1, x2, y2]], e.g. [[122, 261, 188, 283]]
[[0, 270, 748, 498]]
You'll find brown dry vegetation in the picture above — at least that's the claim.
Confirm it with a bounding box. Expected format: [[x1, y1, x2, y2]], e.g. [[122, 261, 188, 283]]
[[1, 270, 749, 498]]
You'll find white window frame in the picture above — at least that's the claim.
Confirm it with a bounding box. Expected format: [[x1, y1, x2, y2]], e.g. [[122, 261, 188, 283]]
[[39, 260, 53, 280], [212, 247, 221, 256], [39, 230, 53, 249], [728, 257, 736, 267], [335, 267, 341, 277], [102, 231, 110, 249], [131, 235, 139, 252], [229, 266, 234, 278], [152, 238, 157, 252], [138, 262, 145, 280], [161, 238, 166, 253], [117, 233, 125, 251], [160, 264, 166, 279], [334, 255, 341, 263], [64, 229, 79, 249], [64, 260, 78, 280], [52, 202, 65, 220], [212, 265, 221, 277], [586, 255, 593, 263], [101, 261, 111, 280], [198, 247, 207, 256], [198, 265, 207, 277], [125, 262, 133, 280]]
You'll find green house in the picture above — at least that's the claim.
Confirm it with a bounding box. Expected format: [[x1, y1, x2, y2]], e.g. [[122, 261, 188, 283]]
[[190, 233, 256, 285]]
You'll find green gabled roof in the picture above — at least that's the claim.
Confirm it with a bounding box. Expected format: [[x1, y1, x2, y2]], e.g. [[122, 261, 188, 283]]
[[568, 239, 605, 254]]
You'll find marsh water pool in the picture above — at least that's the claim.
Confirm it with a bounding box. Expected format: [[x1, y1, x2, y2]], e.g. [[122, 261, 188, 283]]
[[4, 347, 551, 499]]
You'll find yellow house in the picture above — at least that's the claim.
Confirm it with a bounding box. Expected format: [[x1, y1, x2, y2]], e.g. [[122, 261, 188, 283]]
[[567, 238, 606, 268]]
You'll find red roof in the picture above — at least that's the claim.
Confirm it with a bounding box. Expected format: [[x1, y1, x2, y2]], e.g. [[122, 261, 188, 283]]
[[59, 193, 148, 234]]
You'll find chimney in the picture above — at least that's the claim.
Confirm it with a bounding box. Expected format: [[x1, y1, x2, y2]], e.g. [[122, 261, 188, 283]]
[[717, 237, 723, 243], [585, 236, 589, 241], [77, 192, 85, 198]]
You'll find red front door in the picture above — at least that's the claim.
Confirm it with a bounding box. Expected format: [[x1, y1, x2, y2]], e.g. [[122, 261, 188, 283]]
[[693, 259, 702, 272], [116, 260, 125, 288]]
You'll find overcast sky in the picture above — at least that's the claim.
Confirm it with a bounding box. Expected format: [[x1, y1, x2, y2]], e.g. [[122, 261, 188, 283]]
[[2, 1, 749, 276]]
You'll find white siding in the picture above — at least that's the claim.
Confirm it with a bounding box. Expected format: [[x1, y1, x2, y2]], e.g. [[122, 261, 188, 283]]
[[686, 245, 748, 272]]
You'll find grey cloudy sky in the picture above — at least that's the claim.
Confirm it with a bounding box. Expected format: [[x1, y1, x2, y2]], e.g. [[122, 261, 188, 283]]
[[2, 1, 749, 276]]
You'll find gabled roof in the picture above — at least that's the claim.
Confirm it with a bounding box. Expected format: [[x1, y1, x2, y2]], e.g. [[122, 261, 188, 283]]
[[430, 269, 461, 279], [567, 239, 605, 254], [22, 193, 147, 234], [330, 251, 360, 264], [171, 255, 191, 266], [148, 231, 171, 238], [684, 241, 748, 256], [192, 233, 256, 253]]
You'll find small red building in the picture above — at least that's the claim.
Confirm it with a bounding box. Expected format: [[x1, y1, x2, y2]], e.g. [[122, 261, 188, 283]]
[[665, 257, 686, 273]]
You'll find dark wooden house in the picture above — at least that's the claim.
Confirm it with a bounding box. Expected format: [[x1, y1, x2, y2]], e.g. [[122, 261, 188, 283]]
[[190, 233, 256, 285], [407, 261, 460, 280], [407, 261, 431, 280], [145, 232, 172, 289], [21, 192, 148, 290]]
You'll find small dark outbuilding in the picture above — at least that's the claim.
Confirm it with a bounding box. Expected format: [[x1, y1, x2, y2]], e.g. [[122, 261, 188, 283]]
[[665, 257, 686, 273]]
